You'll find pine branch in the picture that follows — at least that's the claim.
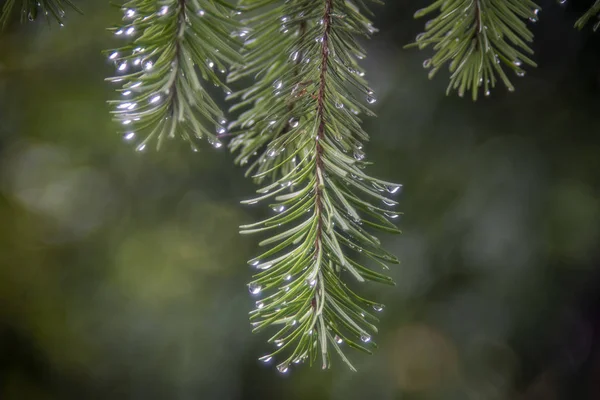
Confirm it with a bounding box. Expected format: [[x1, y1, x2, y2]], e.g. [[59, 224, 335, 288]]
[[0, 0, 82, 29], [230, 0, 401, 372], [408, 0, 540, 100], [575, 0, 600, 30], [106, 0, 240, 152]]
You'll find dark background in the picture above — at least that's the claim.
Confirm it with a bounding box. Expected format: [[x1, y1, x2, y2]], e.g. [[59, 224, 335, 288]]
[[1, 0, 600, 398]]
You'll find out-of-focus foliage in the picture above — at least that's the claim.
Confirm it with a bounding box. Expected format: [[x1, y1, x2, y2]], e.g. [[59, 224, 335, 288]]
[[1, 0, 600, 399], [0, 0, 81, 29]]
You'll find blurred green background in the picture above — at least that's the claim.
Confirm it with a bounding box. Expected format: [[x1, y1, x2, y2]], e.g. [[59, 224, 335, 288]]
[[1, 0, 600, 399]]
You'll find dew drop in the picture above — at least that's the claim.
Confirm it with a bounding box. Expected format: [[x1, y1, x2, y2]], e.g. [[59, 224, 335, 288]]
[[109, 52, 119, 60], [126, 27, 135, 35], [149, 95, 161, 104], [271, 204, 285, 213], [136, 144, 146, 152], [353, 149, 365, 161], [372, 304, 384, 312], [360, 334, 371, 343], [422, 58, 432, 69], [366, 95, 377, 104], [516, 70, 525, 78], [288, 118, 299, 128], [277, 364, 289, 374], [260, 356, 272, 363], [123, 132, 135, 141], [118, 62, 128, 72], [209, 139, 223, 149], [385, 212, 399, 219], [335, 101, 344, 109], [256, 301, 265, 309], [250, 260, 260, 266], [159, 5, 169, 15], [248, 282, 262, 295], [335, 335, 343, 344], [198, 9, 205, 16], [386, 184, 402, 194]]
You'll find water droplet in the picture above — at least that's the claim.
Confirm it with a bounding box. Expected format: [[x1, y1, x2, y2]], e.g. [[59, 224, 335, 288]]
[[118, 62, 128, 72], [123, 132, 135, 141], [422, 58, 432, 69], [216, 126, 226, 135], [366, 95, 377, 104], [126, 27, 135, 35], [360, 334, 371, 343], [159, 6, 169, 15], [385, 212, 399, 219], [557, 0, 567, 5], [144, 61, 154, 70], [277, 364, 289, 374], [115, 29, 124, 35], [382, 198, 395, 207], [353, 149, 365, 161], [149, 95, 161, 104], [260, 356, 272, 363], [516, 70, 525, 77], [256, 301, 265, 309], [386, 184, 402, 194], [415, 32, 425, 41], [335, 335, 343, 344], [373, 304, 384, 312], [125, 9, 135, 18], [273, 80, 283, 90], [250, 260, 260, 267], [335, 101, 344, 109], [198, 9, 205, 16], [136, 144, 146, 152], [248, 282, 262, 295], [288, 118, 299, 128], [271, 204, 285, 213], [109, 52, 119, 60], [209, 139, 223, 149], [284, 274, 292, 281], [307, 278, 317, 287]]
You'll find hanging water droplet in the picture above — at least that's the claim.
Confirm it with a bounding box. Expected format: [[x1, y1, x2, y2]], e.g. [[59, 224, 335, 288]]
[[277, 364, 289, 374], [118, 62, 128, 72], [353, 149, 365, 161], [248, 282, 262, 295], [136, 144, 146, 152], [422, 58, 432, 69], [386, 184, 402, 194], [250, 260, 260, 267], [260, 356, 272, 363], [125, 9, 135, 18], [557, 0, 567, 5], [335, 335, 343, 344], [529, 9, 539, 22], [123, 132, 135, 141], [335, 101, 344, 109], [271, 204, 285, 213], [284, 274, 292, 281], [366, 95, 377, 104], [516, 70, 525, 77], [360, 334, 371, 343], [385, 212, 399, 219], [288, 117, 299, 128], [109, 52, 119, 60], [485, 89, 491, 97], [149, 95, 161, 104], [115, 29, 124, 35], [144, 61, 154, 70], [158, 5, 169, 15], [307, 278, 317, 287], [126, 27, 135, 35], [256, 301, 265, 309], [208, 138, 223, 149], [198, 9, 205, 16], [382, 198, 395, 207], [373, 304, 384, 312]]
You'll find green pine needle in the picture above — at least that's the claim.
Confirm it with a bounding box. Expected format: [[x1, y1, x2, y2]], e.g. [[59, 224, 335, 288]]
[[407, 0, 540, 100], [230, 0, 400, 373], [106, 0, 241, 152], [575, 0, 600, 31], [0, 0, 82, 29]]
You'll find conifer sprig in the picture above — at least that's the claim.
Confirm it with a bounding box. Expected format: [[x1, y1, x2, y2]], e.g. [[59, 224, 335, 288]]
[[575, 0, 600, 30], [0, 0, 81, 28], [106, 0, 240, 152], [408, 0, 540, 100], [230, 0, 401, 372]]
